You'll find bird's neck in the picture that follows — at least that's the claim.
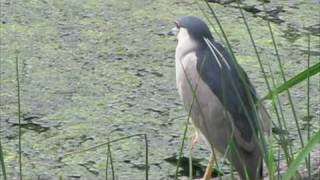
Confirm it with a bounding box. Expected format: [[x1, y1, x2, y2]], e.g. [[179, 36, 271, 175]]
[[176, 40, 200, 60]]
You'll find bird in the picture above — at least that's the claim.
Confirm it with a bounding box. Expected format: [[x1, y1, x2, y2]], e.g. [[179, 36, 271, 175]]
[[169, 16, 270, 180]]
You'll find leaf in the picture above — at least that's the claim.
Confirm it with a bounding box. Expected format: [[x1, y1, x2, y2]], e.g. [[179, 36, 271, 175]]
[[262, 62, 320, 100], [283, 130, 320, 180]]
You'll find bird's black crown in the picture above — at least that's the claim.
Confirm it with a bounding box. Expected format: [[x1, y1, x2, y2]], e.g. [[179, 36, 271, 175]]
[[176, 16, 213, 41]]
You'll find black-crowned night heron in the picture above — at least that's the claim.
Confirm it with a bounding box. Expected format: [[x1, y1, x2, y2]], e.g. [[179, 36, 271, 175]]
[[169, 16, 270, 180]]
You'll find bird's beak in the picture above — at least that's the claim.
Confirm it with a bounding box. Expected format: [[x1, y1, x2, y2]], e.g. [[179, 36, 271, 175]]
[[167, 27, 178, 36]]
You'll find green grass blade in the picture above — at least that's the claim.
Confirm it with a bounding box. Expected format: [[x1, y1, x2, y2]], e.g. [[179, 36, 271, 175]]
[[144, 134, 149, 180], [189, 141, 192, 180], [174, 113, 190, 179], [262, 62, 320, 100], [0, 138, 7, 180], [235, 0, 275, 168], [107, 143, 115, 180], [196, 1, 224, 44], [267, 137, 275, 180], [105, 145, 109, 180], [64, 134, 148, 179], [15, 52, 23, 180], [306, 34, 311, 179], [283, 130, 320, 180], [262, 3, 305, 155], [267, 63, 293, 164], [203, 1, 272, 177], [64, 134, 145, 156], [235, 0, 272, 93], [174, 57, 199, 179]]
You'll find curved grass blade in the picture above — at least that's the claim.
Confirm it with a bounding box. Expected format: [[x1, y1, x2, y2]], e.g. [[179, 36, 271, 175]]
[[283, 130, 320, 180], [262, 62, 320, 101]]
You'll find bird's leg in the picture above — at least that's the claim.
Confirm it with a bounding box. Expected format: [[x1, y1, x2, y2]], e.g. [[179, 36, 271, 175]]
[[191, 131, 199, 149], [202, 153, 215, 180]]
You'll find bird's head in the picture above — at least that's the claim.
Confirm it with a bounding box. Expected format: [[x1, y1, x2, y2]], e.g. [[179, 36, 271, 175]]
[[169, 16, 213, 48]]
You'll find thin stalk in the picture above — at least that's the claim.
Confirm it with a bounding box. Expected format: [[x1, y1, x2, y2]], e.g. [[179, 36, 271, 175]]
[[194, 54, 222, 180], [106, 144, 109, 180], [144, 134, 149, 180], [203, 1, 269, 177], [267, 137, 275, 180], [275, 94, 294, 161], [230, 164, 234, 180], [268, 62, 292, 164], [174, 109, 191, 179], [174, 53, 201, 179], [64, 134, 145, 156], [275, 94, 294, 159], [262, 4, 305, 149], [205, 0, 268, 152], [235, 1, 272, 94], [262, 62, 320, 101], [174, 53, 222, 179], [182, 52, 223, 180], [15, 52, 23, 180], [276, 147, 281, 179], [306, 34, 311, 179], [203, 1, 237, 62], [107, 143, 115, 180], [196, 1, 224, 43], [262, 5, 311, 171], [0, 19, 6, 180], [0, 137, 7, 180], [284, 130, 320, 180], [65, 134, 148, 179], [189, 141, 192, 180], [235, 1, 274, 168]]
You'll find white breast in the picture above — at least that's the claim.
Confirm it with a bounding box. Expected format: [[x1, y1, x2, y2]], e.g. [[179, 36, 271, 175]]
[[174, 27, 233, 154], [175, 50, 224, 116], [175, 44, 229, 154]]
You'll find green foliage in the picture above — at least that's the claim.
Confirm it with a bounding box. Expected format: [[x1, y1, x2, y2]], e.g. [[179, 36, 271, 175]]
[[262, 62, 320, 101], [283, 130, 320, 180]]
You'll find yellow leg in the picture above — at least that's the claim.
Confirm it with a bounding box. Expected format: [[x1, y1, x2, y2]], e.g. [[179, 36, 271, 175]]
[[203, 153, 215, 180]]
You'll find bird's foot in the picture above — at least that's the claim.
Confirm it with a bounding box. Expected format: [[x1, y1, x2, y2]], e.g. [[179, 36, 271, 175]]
[[202, 153, 215, 180], [202, 167, 212, 180]]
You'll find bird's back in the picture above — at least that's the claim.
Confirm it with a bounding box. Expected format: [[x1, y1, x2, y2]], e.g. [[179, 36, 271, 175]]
[[196, 41, 267, 179]]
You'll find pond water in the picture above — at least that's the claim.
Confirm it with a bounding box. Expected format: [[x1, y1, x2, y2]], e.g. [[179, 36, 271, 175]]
[[0, 0, 319, 179]]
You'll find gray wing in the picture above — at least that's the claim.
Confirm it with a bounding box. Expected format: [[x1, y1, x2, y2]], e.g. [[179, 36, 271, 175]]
[[196, 40, 259, 146]]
